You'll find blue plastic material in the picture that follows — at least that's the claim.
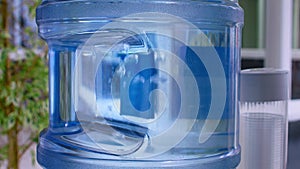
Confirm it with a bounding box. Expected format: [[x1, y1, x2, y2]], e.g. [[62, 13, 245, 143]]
[[36, 0, 243, 168]]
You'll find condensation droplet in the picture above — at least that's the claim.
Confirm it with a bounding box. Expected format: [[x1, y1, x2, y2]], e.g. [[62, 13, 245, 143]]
[[123, 43, 130, 52], [124, 54, 139, 64], [116, 65, 126, 77], [133, 74, 145, 84], [154, 51, 165, 63]]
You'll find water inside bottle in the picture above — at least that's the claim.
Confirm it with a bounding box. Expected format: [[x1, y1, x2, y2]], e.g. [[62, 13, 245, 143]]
[[47, 28, 237, 161]]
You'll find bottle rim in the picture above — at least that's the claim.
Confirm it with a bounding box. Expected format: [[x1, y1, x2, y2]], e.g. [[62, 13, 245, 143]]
[[36, 0, 244, 25]]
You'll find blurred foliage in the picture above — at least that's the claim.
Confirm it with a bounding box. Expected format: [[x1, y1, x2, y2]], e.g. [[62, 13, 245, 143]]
[[0, 0, 48, 168], [0, 49, 48, 133]]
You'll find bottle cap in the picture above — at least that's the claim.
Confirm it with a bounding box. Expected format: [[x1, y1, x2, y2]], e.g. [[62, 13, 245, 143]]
[[240, 68, 289, 102]]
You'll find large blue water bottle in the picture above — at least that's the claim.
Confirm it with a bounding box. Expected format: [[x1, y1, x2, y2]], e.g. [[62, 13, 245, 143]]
[[36, 0, 243, 168]]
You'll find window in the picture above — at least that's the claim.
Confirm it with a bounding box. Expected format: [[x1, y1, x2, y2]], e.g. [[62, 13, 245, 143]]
[[240, 0, 265, 48], [240, 0, 300, 100]]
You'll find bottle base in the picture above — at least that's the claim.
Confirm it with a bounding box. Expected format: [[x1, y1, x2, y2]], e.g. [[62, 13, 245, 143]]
[[37, 130, 240, 169]]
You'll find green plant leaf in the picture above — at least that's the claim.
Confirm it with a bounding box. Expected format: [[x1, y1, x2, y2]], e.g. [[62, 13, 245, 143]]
[[0, 0, 49, 166]]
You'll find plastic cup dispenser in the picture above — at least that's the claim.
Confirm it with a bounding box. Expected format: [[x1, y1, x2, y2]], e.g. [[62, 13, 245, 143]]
[[239, 69, 289, 169], [36, 0, 244, 168]]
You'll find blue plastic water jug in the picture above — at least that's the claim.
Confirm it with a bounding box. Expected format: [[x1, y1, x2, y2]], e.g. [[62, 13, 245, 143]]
[[36, 0, 243, 168]]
